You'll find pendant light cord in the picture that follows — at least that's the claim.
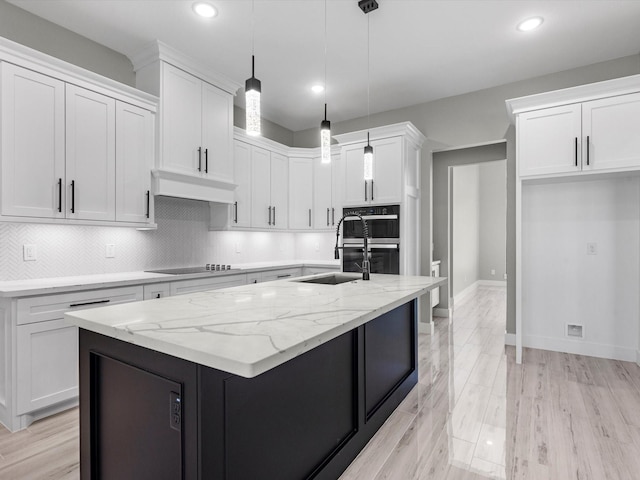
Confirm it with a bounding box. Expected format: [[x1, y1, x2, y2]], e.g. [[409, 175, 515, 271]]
[[251, 0, 255, 57], [324, 0, 327, 112], [367, 14, 370, 133]]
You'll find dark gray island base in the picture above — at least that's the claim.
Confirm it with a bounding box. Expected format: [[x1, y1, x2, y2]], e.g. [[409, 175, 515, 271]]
[[78, 300, 417, 480]]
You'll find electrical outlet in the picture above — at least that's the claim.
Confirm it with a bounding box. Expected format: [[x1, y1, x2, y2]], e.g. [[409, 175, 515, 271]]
[[105, 244, 116, 258], [235, 243, 241, 253], [23, 244, 37, 261], [315, 242, 320, 252], [491, 269, 496, 276], [587, 242, 597, 255], [504, 273, 507, 280]]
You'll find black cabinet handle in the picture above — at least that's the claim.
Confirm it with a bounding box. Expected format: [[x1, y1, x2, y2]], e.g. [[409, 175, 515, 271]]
[[70, 180, 75, 213], [268, 206, 272, 225], [574, 137, 578, 167], [277, 274, 291, 278], [205, 148, 209, 173], [332, 207, 335, 226], [69, 299, 110, 308], [197, 147, 202, 172], [146, 190, 150, 219], [327, 208, 330, 226], [586, 135, 590, 166], [309, 209, 311, 227], [57, 178, 62, 213], [371, 179, 374, 201], [273, 206, 276, 225], [155, 293, 161, 299], [234, 201, 238, 224], [364, 181, 368, 201]]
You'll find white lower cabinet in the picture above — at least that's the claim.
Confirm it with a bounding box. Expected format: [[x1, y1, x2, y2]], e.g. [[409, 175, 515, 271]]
[[259, 268, 302, 282], [170, 274, 247, 296], [16, 319, 78, 415], [143, 283, 171, 299]]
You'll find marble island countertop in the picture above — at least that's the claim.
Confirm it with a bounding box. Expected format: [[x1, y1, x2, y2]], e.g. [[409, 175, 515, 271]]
[[65, 273, 446, 378]]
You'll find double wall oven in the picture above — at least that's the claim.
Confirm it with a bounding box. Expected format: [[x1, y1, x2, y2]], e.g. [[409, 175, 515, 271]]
[[341, 205, 400, 275]]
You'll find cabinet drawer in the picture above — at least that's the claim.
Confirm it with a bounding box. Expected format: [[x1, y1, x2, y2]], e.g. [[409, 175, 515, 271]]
[[16, 286, 143, 325], [170, 274, 247, 296], [143, 283, 171, 300], [260, 268, 302, 283]]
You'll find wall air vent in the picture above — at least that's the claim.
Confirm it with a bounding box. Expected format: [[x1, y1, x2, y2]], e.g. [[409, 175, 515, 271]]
[[566, 324, 584, 338], [358, 0, 379, 14]]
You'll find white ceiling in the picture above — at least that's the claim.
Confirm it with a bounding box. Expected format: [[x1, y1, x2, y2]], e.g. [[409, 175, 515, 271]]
[[7, 0, 640, 132]]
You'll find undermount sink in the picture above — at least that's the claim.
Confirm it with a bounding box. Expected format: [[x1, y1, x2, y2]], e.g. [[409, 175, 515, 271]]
[[294, 273, 361, 285]]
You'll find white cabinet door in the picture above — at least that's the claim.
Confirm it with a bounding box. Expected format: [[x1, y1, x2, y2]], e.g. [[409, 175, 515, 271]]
[[583, 92, 640, 172], [170, 274, 247, 295], [232, 141, 252, 228], [143, 283, 171, 299], [289, 157, 313, 229], [518, 104, 582, 177], [313, 156, 333, 229], [370, 137, 402, 204], [331, 152, 343, 226], [161, 63, 202, 175], [270, 152, 289, 229], [251, 146, 272, 228], [1, 63, 65, 218], [202, 81, 233, 182], [16, 320, 78, 415], [343, 144, 367, 205], [65, 85, 116, 221], [115, 102, 153, 223]]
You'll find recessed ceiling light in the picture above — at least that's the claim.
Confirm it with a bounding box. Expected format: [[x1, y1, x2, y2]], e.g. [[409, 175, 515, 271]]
[[517, 16, 544, 32], [193, 2, 217, 18], [312, 85, 325, 94]]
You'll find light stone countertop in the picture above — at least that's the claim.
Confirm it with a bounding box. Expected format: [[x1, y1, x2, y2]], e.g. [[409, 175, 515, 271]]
[[0, 260, 340, 297], [65, 273, 446, 378]]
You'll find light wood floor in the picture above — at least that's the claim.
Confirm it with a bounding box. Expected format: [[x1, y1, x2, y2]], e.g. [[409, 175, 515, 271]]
[[3, 285, 640, 479]]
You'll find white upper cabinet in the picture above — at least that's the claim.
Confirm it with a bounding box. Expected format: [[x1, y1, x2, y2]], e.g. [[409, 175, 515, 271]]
[[0, 54, 156, 227], [508, 76, 640, 179], [289, 156, 313, 230], [66, 85, 116, 221], [115, 102, 154, 223], [230, 141, 252, 228], [132, 42, 240, 203], [518, 104, 582, 177], [251, 148, 288, 229], [582, 92, 640, 172], [161, 63, 202, 175], [342, 137, 402, 206], [312, 153, 341, 230], [270, 153, 289, 229], [1, 63, 65, 219]]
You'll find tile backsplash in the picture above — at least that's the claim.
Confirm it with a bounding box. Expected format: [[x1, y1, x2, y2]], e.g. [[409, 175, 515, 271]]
[[0, 196, 334, 281]]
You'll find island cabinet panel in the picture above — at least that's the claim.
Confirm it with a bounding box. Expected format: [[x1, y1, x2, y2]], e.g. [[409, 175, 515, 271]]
[[79, 300, 417, 480]]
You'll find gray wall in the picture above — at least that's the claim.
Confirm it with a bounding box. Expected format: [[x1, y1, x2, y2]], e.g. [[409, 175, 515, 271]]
[[479, 160, 507, 282], [452, 164, 480, 297], [233, 105, 294, 146], [0, 0, 135, 86]]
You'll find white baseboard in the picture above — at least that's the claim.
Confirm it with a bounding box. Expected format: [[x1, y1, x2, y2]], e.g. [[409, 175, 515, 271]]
[[504, 333, 516, 346], [478, 280, 507, 288], [433, 307, 450, 318], [523, 334, 636, 362], [453, 281, 479, 306]]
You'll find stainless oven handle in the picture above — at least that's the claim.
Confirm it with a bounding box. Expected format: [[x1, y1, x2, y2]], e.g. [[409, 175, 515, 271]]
[[343, 243, 399, 249], [342, 214, 398, 221]]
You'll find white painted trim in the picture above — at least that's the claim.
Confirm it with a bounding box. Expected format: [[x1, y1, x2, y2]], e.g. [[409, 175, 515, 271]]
[[418, 322, 434, 335], [504, 333, 516, 346], [333, 122, 426, 147], [477, 280, 507, 287], [453, 281, 479, 306], [432, 139, 507, 153], [523, 334, 637, 362], [636, 350, 640, 367], [505, 74, 640, 122], [129, 40, 241, 95], [433, 308, 450, 318]]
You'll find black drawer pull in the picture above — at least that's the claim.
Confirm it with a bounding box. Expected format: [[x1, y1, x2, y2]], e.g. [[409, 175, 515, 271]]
[[69, 299, 111, 308], [276, 274, 291, 278]]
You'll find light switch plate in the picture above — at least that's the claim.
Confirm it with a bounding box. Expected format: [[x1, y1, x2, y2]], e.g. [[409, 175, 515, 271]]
[[105, 244, 116, 258], [23, 244, 37, 261]]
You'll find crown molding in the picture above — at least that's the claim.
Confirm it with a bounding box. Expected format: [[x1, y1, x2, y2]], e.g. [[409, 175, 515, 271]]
[[129, 40, 241, 95], [505, 74, 640, 123], [332, 122, 426, 147]]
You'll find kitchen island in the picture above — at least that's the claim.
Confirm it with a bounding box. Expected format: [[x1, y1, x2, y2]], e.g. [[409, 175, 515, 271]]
[[66, 273, 445, 480]]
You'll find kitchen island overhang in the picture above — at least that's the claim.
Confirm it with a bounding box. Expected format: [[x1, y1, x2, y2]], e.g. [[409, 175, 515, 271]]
[[67, 273, 445, 479]]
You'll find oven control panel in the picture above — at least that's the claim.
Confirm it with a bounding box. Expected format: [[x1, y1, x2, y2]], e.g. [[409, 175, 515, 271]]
[[344, 205, 399, 217]]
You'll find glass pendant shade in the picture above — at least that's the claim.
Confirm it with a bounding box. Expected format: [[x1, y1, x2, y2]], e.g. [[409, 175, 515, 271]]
[[245, 55, 261, 136], [363, 143, 373, 180], [320, 104, 331, 164]]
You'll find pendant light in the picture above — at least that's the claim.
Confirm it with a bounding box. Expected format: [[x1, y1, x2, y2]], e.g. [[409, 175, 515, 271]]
[[363, 8, 374, 180], [320, 0, 331, 163], [245, 0, 261, 136]]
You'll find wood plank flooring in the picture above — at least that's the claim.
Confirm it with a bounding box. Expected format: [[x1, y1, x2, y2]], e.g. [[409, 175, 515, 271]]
[[3, 285, 640, 479]]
